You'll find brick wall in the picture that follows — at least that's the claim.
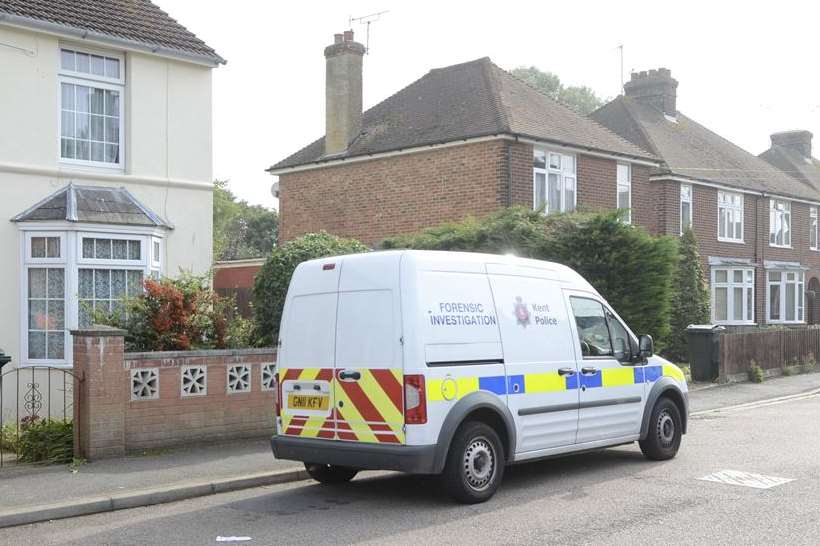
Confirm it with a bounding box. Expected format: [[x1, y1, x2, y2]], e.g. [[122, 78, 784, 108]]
[[278, 140, 508, 246], [73, 327, 276, 459]]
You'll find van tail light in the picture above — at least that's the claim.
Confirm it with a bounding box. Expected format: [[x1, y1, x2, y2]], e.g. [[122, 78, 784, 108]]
[[274, 374, 282, 418], [404, 374, 427, 425]]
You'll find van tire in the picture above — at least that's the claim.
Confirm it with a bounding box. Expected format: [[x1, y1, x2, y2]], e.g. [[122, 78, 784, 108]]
[[639, 397, 682, 461], [304, 463, 358, 484], [442, 421, 505, 504]]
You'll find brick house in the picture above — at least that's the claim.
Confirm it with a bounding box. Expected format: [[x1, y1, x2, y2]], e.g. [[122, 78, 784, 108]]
[[268, 31, 659, 246], [592, 70, 820, 327]]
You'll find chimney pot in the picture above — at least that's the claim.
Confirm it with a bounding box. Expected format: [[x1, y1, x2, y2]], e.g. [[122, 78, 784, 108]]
[[324, 31, 366, 156], [771, 130, 813, 158], [624, 67, 678, 116]]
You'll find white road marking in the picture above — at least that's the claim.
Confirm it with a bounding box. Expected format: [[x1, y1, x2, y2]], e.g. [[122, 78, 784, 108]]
[[691, 388, 820, 418], [698, 470, 794, 489]]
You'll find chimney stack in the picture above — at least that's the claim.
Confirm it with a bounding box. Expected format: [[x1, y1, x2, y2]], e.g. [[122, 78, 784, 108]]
[[324, 30, 365, 156], [771, 130, 813, 158], [623, 68, 678, 116]]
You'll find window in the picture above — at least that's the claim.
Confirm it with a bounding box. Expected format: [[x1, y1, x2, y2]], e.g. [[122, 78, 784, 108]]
[[680, 184, 692, 234], [81, 237, 141, 261], [711, 268, 754, 324], [23, 233, 67, 362], [767, 270, 805, 323], [770, 199, 791, 247], [718, 191, 743, 242], [78, 268, 144, 327], [570, 297, 613, 358], [617, 163, 631, 224], [811, 207, 818, 250], [59, 47, 124, 167], [533, 150, 576, 214], [606, 310, 638, 364]]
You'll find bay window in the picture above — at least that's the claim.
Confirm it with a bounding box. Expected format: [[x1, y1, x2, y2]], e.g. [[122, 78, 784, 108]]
[[769, 199, 791, 247], [767, 270, 805, 323], [24, 234, 67, 362], [711, 267, 754, 324], [533, 150, 576, 214], [718, 191, 743, 243], [59, 47, 124, 167], [680, 184, 692, 233], [617, 164, 631, 224]]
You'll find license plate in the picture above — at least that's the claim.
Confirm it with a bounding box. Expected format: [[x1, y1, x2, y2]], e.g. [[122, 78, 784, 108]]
[[288, 393, 329, 411]]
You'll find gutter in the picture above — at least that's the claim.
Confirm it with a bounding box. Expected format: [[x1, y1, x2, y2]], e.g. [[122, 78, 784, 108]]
[[267, 133, 661, 176], [651, 173, 820, 207], [0, 13, 225, 67]]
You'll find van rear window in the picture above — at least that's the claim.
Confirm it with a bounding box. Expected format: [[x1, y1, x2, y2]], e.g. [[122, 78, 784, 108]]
[[284, 293, 337, 368], [336, 290, 396, 367]]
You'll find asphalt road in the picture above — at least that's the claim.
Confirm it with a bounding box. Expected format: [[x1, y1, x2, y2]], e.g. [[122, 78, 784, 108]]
[[4, 394, 819, 545]]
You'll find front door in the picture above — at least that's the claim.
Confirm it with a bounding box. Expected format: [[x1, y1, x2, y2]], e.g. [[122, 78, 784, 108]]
[[565, 292, 645, 444]]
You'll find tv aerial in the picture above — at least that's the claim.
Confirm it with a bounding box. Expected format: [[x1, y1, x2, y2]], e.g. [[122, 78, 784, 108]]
[[348, 10, 388, 53]]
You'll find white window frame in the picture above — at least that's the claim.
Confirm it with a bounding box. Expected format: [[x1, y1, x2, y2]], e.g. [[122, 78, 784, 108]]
[[680, 183, 692, 234], [766, 269, 805, 324], [811, 207, 818, 251], [717, 191, 744, 243], [533, 149, 577, 214], [711, 267, 755, 325], [21, 231, 69, 365], [19, 225, 166, 367], [58, 44, 125, 171], [769, 199, 792, 248], [616, 163, 632, 224]]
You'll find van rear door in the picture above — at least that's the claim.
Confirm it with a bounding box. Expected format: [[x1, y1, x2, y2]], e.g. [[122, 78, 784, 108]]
[[333, 254, 405, 444], [277, 260, 339, 439]]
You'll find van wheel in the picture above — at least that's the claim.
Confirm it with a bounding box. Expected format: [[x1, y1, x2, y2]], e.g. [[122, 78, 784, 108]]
[[304, 463, 359, 484], [442, 421, 505, 504], [639, 397, 682, 461]]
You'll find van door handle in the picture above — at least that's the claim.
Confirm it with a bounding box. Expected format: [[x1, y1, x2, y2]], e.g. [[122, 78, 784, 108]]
[[338, 370, 361, 381], [581, 367, 599, 375], [557, 367, 576, 376]]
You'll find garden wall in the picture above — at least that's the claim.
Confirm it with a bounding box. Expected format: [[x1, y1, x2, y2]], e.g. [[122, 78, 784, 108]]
[[72, 326, 275, 459]]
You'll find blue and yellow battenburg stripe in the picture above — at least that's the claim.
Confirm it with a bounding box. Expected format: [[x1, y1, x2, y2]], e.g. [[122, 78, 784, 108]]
[[427, 364, 684, 402]]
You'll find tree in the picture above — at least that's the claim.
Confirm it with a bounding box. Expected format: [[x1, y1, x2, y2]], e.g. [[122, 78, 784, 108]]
[[381, 207, 678, 345], [213, 180, 279, 261], [667, 229, 710, 362], [511, 66, 605, 115], [252, 232, 369, 346]]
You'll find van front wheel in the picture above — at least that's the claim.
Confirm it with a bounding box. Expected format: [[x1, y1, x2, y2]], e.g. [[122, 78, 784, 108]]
[[442, 421, 505, 504], [639, 397, 682, 460], [304, 463, 358, 484]]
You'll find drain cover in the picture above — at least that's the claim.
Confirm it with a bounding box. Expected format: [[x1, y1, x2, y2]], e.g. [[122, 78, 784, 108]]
[[698, 470, 794, 489]]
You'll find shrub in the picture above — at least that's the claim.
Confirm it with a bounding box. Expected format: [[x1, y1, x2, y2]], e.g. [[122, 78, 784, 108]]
[[381, 207, 677, 345], [0, 424, 18, 452], [94, 272, 250, 352], [748, 360, 764, 383], [16, 417, 73, 464], [667, 229, 710, 362], [253, 232, 369, 346]]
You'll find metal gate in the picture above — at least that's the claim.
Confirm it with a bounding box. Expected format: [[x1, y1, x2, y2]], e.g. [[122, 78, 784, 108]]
[[0, 365, 80, 468]]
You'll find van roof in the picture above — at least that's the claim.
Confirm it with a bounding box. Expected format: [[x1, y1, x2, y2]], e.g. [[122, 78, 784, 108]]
[[303, 250, 599, 294]]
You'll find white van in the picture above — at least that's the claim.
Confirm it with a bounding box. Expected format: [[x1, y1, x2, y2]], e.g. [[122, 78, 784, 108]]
[[271, 250, 688, 503]]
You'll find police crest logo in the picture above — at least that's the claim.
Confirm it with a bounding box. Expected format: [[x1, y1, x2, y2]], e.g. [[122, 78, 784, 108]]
[[514, 296, 530, 327]]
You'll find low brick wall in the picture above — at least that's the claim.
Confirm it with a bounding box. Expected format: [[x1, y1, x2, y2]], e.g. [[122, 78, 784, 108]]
[[72, 327, 276, 459]]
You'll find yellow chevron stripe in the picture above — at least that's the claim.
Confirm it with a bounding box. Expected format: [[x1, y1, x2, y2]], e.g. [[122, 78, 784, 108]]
[[334, 387, 379, 443], [358, 369, 404, 426], [299, 416, 329, 438]]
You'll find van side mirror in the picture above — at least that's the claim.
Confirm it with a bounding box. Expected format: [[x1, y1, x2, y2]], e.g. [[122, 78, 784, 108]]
[[638, 334, 654, 360]]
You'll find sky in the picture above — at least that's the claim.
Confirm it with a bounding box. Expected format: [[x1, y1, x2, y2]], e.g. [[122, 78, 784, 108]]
[[156, 0, 820, 209]]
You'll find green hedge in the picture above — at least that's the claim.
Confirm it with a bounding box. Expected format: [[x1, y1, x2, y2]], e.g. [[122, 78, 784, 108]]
[[252, 232, 369, 346], [381, 207, 678, 346]]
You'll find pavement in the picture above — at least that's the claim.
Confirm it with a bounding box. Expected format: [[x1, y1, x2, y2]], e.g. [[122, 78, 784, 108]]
[[1, 371, 819, 530], [3, 382, 820, 545]]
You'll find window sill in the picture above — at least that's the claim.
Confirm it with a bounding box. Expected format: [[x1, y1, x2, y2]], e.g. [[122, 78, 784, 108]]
[[766, 320, 806, 325], [769, 244, 793, 249], [19, 361, 72, 369], [712, 321, 756, 326], [717, 238, 745, 244], [58, 159, 125, 174]]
